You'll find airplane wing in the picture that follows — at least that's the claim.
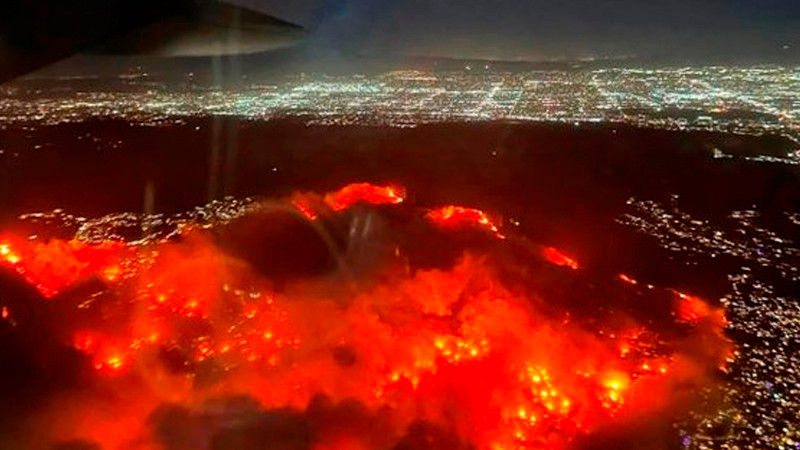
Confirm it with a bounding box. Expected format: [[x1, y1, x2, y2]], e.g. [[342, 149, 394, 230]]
[[0, 0, 305, 82]]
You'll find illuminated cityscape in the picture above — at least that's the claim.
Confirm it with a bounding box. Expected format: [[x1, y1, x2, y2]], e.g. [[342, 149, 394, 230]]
[[1, 66, 799, 145], [620, 196, 800, 448], [2, 0, 800, 447], [1, 63, 799, 449]]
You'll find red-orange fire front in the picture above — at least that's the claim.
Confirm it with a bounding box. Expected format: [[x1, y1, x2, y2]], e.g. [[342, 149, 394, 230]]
[[0, 183, 732, 450]]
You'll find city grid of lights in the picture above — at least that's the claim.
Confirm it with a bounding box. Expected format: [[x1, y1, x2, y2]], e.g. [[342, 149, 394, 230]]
[[0, 66, 799, 147]]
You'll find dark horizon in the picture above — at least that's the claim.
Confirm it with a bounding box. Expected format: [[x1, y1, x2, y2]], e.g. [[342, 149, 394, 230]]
[[6, 0, 800, 85], [243, 0, 800, 63], [16, 46, 800, 87]]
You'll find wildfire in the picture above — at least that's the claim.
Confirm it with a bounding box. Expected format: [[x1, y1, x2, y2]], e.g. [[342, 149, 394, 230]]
[[426, 205, 504, 238], [0, 236, 126, 298], [543, 246, 580, 270], [323, 182, 405, 211], [618, 273, 638, 285], [673, 290, 728, 328], [0, 183, 732, 449], [292, 198, 319, 221], [1, 242, 21, 265]]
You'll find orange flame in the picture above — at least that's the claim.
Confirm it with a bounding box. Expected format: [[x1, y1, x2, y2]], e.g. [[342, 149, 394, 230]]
[[426, 205, 504, 238], [618, 273, 637, 285], [0, 236, 126, 297], [543, 247, 579, 270], [0, 183, 732, 449], [673, 291, 728, 328], [324, 183, 404, 211]]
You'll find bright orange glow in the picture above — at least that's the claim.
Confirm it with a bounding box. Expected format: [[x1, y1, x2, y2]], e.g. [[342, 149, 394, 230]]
[[673, 290, 727, 327], [543, 247, 580, 269], [0, 236, 126, 298], [292, 198, 319, 220], [1, 242, 21, 265], [603, 372, 630, 392], [73, 332, 96, 352], [94, 349, 130, 373], [426, 205, 504, 237], [0, 183, 733, 450], [102, 264, 122, 282], [324, 182, 404, 211], [618, 273, 637, 284]]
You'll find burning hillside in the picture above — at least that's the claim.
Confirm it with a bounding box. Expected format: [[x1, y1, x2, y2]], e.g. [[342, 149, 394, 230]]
[[0, 183, 732, 450]]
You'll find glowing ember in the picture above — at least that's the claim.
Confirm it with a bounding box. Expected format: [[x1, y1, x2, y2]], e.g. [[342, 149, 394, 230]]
[[618, 273, 638, 285], [0, 236, 126, 297], [1, 242, 21, 265], [426, 205, 504, 238], [673, 290, 727, 327], [292, 198, 319, 221], [543, 246, 580, 270], [323, 182, 404, 211], [0, 183, 732, 449]]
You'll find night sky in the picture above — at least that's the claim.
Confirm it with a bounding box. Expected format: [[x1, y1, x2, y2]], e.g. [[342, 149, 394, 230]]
[[242, 0, 800, 62]]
